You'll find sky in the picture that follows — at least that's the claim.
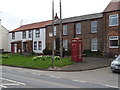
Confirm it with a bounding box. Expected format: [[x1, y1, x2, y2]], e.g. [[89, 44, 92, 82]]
[[0, 0, 111, 31]]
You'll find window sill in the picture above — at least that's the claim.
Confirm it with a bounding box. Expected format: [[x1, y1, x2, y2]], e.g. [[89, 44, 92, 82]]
[[109, 24, 119, 27], [109, 46, 119, 49]]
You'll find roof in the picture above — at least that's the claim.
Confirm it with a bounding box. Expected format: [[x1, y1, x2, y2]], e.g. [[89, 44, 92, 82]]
[[104, 0, 120, 12], [10, 20, 52, 32], [53, 13, 103, 25]]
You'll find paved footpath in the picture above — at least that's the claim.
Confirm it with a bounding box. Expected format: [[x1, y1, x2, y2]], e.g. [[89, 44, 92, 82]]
[[49, 57, 113, 71]]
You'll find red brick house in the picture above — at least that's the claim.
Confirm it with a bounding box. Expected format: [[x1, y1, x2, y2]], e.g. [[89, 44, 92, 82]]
[[103, 0, 120, 57], [46, 0, 120, 57]]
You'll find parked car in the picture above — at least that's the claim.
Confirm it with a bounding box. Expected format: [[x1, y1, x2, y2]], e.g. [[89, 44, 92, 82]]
[[111, 55, 120, 73]]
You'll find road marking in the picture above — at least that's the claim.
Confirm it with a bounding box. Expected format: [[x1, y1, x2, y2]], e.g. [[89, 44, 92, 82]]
[[2, 83, 20, 86], [0, 78, 26, 85], [17, 71, 25, 73], [104, 84, 118, 88], [72, 80, 87, 83], [6, 69, 12, 71], [32, 73, 38, 75], [49, 76, 61, 79], [0, 85, 7, 88]]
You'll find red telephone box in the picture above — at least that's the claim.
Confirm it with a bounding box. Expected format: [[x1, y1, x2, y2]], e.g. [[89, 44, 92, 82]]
[[71, 38, 83, 62]]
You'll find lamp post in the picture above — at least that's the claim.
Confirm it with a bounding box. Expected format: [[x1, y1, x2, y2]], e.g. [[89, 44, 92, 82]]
[[59, 0, 63, 60], [52, 0, 55, 68]]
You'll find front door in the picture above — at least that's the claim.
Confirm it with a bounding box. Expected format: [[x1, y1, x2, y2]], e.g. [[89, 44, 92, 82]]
[[23, 43, 27, 53], [11, 44, 14, 53]]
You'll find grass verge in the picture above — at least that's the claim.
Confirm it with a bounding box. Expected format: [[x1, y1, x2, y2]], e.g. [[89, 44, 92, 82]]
[[0, 54, 73, 69]]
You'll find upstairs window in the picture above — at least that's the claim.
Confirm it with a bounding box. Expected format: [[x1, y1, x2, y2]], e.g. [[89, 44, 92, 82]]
[[23, 31, 26, 39], [12, 32, 15, 39], [91, 21, 97, 33], [29, 30, 32, 38], [109, 36, 119, 48], [63, 25, 68, 35], [76, 23, 81, 34], [109, 14, 119, 26], [36, 29, 40, 38]]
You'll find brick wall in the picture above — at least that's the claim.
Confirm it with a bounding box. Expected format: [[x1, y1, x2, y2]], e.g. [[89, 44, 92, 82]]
[[103, 10, 120, 57]]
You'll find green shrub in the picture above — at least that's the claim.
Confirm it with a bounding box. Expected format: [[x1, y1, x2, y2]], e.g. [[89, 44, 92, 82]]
[[32, 55, 60, 61], [54, 56, 60, 60], [43, 48, 52, 55], [0, 55, 9, 58], [83, 49, 102, 57]]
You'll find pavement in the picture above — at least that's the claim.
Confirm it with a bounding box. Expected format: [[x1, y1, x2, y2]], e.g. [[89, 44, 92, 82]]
[[48, 57, 113, 71]]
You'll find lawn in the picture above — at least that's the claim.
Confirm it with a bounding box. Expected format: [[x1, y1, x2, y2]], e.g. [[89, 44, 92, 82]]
[[0, 54, 73, 69]]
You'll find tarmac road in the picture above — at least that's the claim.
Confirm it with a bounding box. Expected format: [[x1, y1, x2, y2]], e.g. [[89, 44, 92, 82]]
[[1, 66, 119, 89]]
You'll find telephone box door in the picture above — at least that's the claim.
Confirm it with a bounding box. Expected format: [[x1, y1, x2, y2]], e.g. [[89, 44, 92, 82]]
[[71, 38, 82, 62]]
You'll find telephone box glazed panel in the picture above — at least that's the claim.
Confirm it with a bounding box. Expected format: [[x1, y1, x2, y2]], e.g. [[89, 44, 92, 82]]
[[71, 38, 83, 62]]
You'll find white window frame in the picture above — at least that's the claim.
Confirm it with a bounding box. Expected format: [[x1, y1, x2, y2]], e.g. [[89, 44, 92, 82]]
[[38, 41, 42, 50], [29, 30, 32, 38], [63, 25, 68, 35], [12, 32, 15, 39], [91, 21, 97, 33], [34, 41, 37, 50], [23, 31, 26, 39], [76, 23, 81, 34], [109, 14, 119, 26], [109, 36, 119, 48], [63, 40, 68, 51], [36, 29, 40, 38], [91, 38, 98, 51]]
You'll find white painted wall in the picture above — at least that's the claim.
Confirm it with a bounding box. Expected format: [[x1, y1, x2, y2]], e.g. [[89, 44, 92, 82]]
[[0, 25, 9, 52], [33, 28, 46, 53], [9, 28, 46, 54]]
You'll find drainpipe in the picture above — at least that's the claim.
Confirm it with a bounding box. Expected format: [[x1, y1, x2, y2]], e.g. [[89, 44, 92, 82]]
[[32, 30, 34, 54]]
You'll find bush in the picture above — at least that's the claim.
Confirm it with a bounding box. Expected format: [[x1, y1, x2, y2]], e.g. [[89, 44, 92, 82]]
[[83, 49, 102, 57], [0, 55, 9, 58], [32, 55, 60, 61], [54, 56, 60, 60], [43, 48, 52, 55]]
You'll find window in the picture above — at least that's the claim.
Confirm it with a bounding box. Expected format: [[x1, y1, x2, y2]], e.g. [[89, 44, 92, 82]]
[[54, 26, 57, 36], [49, 32, 53, 37], [36, 29, 40, 38], [29, 30, 32, 38], [76, 23, 81, 34], [109, 36, 119, 48], [91, 21, 97, 33], [12, 32, 15, 39], [63, 40, 68, 51], [109, 14, 119, 26], [91, 38, 98, 51], [63, 25, 68, 35], [38, 41, 42, 50], [23, 31, 26, 39], [34, 42, 37, 50]]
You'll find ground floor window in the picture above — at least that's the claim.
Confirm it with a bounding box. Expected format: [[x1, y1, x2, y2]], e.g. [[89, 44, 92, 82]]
[[63, 40, 68, 51], [109, 36, 119, 48], [91, 38, 98, 51], [34, 42, 37, 50], [38, 41, 42, 50]]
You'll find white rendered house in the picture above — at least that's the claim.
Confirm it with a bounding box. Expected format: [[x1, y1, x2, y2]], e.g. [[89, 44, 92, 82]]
[[9, 20, 52, 54]]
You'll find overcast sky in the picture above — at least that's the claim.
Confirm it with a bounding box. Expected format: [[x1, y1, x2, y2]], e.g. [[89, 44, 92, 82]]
[[0, 0, 111, 31]]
